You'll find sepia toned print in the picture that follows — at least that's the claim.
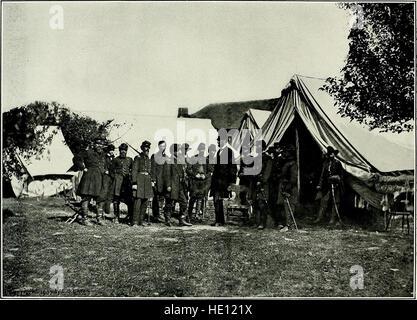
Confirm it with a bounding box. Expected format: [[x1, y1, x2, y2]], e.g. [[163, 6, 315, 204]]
[[2, 1, 415, 301]]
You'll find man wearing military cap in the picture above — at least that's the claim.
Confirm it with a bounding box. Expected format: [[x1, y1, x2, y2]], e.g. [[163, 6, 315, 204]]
[[269, 142, 284, 228], [131, 140, 154, 226], [110, 143, 133, 223], [187, 142, 213, 222], [102, 144, 115, 215], [314, 146, 344, 225], [164, 143, 192, 227], [75, 137, 108, 225], [151, 140, 168, 222], [252, 140, 273, 230], [276, 144, 298, 232]]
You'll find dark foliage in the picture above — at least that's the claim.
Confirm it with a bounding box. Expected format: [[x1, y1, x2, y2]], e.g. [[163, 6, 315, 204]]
[[322, 3, 414, 133], [3, 101, 112, 179]]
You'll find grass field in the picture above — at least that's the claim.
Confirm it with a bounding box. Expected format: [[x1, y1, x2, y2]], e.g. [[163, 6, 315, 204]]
[[2, 197, 415, 297]]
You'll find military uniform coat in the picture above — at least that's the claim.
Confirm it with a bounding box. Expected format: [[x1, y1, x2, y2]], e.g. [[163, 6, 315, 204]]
[[318, 157, 344, 194], [151, 152, 169, 194], [99, 154, 114, 202], [187, 155, 212, 198], [76, 149, 106, 197], [110, 156, 133, 197], [132, 153, 154, 199], [165, 156, 188, 201], [254, 153, 273, 201], [277, 159, 298, 205]]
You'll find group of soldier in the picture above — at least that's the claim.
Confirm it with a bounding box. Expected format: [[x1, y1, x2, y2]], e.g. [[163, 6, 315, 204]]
[[238, 141, 344, 232], [72, 135, 344, 231]]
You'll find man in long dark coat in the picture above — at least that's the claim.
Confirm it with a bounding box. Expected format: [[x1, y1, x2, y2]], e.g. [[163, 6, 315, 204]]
[[75, 138, 107, 225], [102, 144, 115, 215], [314, 146, 344, 225], [164, 144, 192, 227], [131, 141, 154, 226], [238, 143, 256, 207], [151, 140, 168, 222], [210, 136, 237, 226], [268, 143, 284, 227], [277, 145, 298, 232], [187, 143, 212, 222], [252, 141, 273, 229], [110, 143, 133, 223]]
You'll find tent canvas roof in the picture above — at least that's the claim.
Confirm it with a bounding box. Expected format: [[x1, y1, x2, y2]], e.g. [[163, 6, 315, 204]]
[[18, 126, 74, 177], [249, 109, 271, 129], [262, 75, 414, 174]]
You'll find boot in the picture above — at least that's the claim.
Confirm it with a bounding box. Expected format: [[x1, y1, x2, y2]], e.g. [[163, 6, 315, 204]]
[[77, 214, 92, 226], [195, 200, 202, 220], [179, 215, 192, 226], [96, 207, 105, 225], [164, 208, 172, 227], [113, 202, 120, 223], [79, 200, 92, 226], [314, 207, 325, 224], [329, 208, 336, 225]]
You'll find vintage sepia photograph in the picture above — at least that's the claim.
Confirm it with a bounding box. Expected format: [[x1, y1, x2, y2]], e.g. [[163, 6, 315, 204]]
[[1, 0, 415, 302]]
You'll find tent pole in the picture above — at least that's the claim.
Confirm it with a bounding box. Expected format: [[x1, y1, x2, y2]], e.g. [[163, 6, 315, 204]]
[[295, 126, 300, 200]]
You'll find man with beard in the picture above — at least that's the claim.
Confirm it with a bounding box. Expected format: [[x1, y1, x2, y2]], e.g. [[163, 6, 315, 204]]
[[131, 141, 154, 226], [187, 143, 212, 222], [269, 143, 284, 228], [102, 144, 115, 216], [276, 145, 298, 232], [110, 143, 133, 223], [76, 138, 107, 226], [314, 146, 344, 225], [210, 136, 237, 226], [164, 143, 192, 227], [252, 140, 273, 230], [151, 140, 168, 222]]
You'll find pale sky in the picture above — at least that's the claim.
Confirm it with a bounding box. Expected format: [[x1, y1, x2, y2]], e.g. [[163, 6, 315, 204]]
[[2, 1, 352, 116]]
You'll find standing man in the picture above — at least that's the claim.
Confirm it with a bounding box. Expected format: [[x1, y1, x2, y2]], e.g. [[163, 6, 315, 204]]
[[238, 144, 256, 207], [314, 146, 344, 225], [110, 143, 133, 223], [252, 141, 273, 230], [131, 141, 154, 226], [164, 144, 192, 227], [76, 138, 107, 226], [187, 143, 210, 222], [276, 145, 298, 232], [151, 140, 168, 222], [269, 143, 284, 228], [102, 144, 115, 215], [210, 136, 237, 226]]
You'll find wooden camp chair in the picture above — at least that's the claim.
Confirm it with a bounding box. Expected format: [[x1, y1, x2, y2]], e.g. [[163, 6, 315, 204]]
[[385, 190, 414, 235], [226, 184, 251, 222]]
